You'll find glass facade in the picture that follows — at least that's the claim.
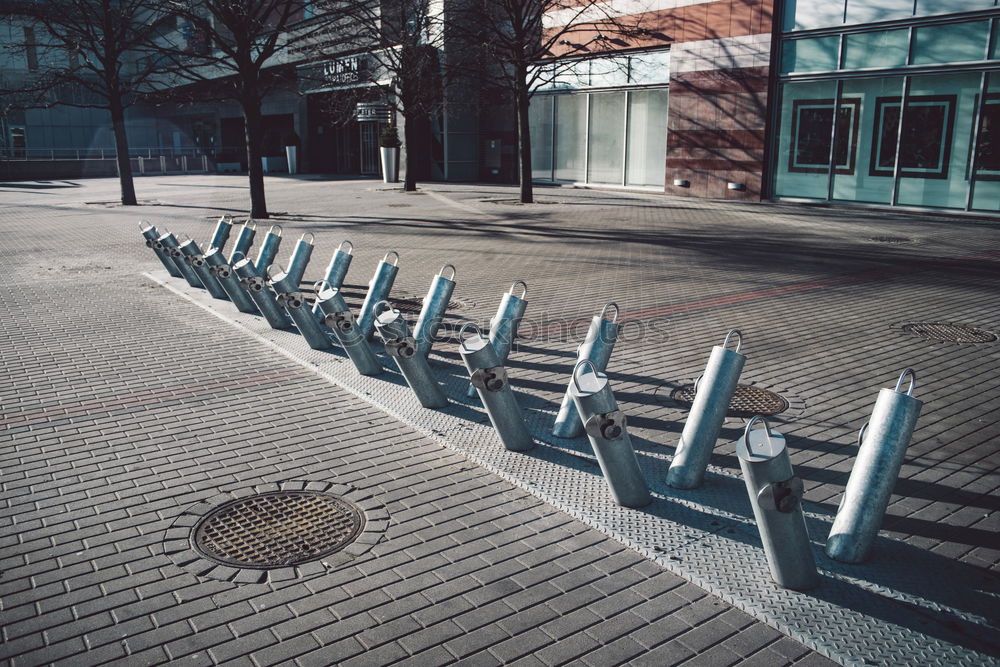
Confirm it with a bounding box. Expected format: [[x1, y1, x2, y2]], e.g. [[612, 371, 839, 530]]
[[774, 5, 1000, 213]]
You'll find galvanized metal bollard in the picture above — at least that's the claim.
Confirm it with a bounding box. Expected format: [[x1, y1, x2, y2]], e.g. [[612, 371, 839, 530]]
[[140, 222, 182, 277], [158, 231, 203, 288], [254, 225, 283, 277], [322, 240, 353, 289], [228, 220, 256, 264], [375, 301, 448, 409], [357, 251, 400, 340], [553, 302, 620, 438], [313, 281, 383, 376], [203, 247, 258, 314], [177, 237, 229, 300], [233, 256, 293, 330], [284, 232, 315, 288], [826, 369, 923, 564], [736, 417, 818, 590], [414, 264, 457, 357], [466, 280, 528, 399], [668, 329, 747, 489], [269, 265, 332, 350], [459, 324, 533, 452], [569, 360, 651, 508], [209, 215, 232, 251]]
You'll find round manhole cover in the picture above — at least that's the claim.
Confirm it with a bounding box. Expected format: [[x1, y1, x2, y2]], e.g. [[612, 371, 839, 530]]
[[192, 491, 364, 569], [899, 322, 997, 344], [670, 384, 789, 418]]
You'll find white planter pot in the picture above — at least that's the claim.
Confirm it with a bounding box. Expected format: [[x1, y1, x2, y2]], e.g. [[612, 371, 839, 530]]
[[380, 146, 399, 183], [285, 145, 298, 174]]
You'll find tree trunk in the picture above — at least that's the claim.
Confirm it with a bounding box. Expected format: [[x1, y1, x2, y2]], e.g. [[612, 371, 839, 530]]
[[242, 95, 269, 219], [402, 111, 417, 192], [109, 98, 138, 206], [514, 78, 533, 204]]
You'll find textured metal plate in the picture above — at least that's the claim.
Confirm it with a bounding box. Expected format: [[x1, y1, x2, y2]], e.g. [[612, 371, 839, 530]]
[[391, 296, 470, 313], [899, 322, 998, 344], [192, 491, 363, 568], [670, 383, 789, 417]]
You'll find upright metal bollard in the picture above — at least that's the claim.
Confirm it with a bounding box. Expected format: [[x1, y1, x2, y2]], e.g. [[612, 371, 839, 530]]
[[466, 280, 528, 399], [459, 324, 533, 452], [322, 240, 354, 289], [414, 264, 457, 357], [203, 247, 258, 314], [157, 231, 203, 288], [233, 256, 292, 330], [570, 360, 651, 508], [177, 237, 229, 299], [269, 265, 332, 350], [283, 232, 315, 288], [357, 251, 400, 340], [209, 215, 232, 251], [255, 225, 283, 277], [314, 281, 383, 376], [228, 220, 256, 264], [668, 329, 747, 489], [826, 369, 923, 564], [375, 302, 448, 409], [553, 303, 620, 438], [736, 417, 818, 590], [140, 222, 181, 277]]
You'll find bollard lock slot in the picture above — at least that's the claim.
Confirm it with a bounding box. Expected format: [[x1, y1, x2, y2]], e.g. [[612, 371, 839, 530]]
[[385, 336, 417, 358], [325, 311, 355, 332], [470, 366, 508, 392], [241, 275, 266, 292], [584, 410, 627, 440], [276, 292, 307, 309], [187, 254, 206, 267], [210, 264, 232, 278], [756, 476, 804, 513]]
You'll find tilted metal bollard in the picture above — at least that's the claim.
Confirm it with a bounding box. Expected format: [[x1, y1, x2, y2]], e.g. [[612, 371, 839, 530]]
[[570, 360, 651, 508], [459, 324, 533, 452], [466, 280, 528, 399], [140, 222, 182, 277], [357, 251, 400, 340], [826, 369, 923, 564], [284, 232, 315, 288], [254, 225, 283, 277], [157, 231, 203, 288], [322, 240, 353, 289], [203, 247, 258, 314], [668, 329, 747, 489], [209, 215, 232, 252], [736, 417, 818, 590], [177, 237, 229, 300], [313, 281, 383, 376], [228, 220, 256, 264], [414, 264, 457, 357], [375, 301, 448, 409], [553, 302, 620, 438], [269, 265, 332, 350], [233, 256, 293, 330]]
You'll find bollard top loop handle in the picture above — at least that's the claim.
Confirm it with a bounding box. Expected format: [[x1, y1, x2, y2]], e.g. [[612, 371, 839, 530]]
[[300, 231, 314, 244], [722, 329, 743, 354], [373, 299, 394, 316], [439, 264, 456, 281], [231, 250, 246, 262], [894, 368, 917, 396], [857, 422, 869, 447], [266, 263, 285, 280], [743, 415, 773, 457], [600, 302, 620, 323], [383, 251, 399, 266], [178, 233, 191, 243], [459, 322, 483, 341], [313, 279, 330, 294], [509, 280, 527, 299], [337, 239, 353, 254], [268, 224, 283, 236], [245, 219, 257, 230], [572, 359, 599, 393], [139, 220, 153, 231]]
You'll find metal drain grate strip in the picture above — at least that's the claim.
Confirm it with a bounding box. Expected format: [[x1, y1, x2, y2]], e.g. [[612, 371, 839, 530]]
[[670, 384, 789, 418]]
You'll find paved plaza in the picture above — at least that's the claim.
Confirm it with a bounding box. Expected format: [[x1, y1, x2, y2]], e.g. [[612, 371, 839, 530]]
[[1, 174, 998, 666]]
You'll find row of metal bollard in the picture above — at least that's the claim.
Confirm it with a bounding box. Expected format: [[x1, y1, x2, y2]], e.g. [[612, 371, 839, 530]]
[[140, 217, 923, 591]]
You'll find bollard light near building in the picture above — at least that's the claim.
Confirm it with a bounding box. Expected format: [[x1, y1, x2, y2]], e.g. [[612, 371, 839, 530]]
[[826, 369, 923, 564], [254, 225, 283, 277], [313, 281, 383, 376], [157, 231, 203, 288], [553, 302, 620, 438], [459, 324, 533, 452], [209, 215, 233, 252], [467, 280, 528, 399], [736, 417, 819, 590], [284, 232, 315, 288], [228, 220, 257, 264], [375, 301, 448, 409], [322, 240, 354, 290], [203, 247, 258, 314], [414, 264, 457, 357], [357, 252, 400, 340], [668, 329, 747, 489], [140, 222, 182, 278], [177, 237, 229, 300], [570, 360, 651, 508], [233, 256, 293, 330], [269, 265, 332, 350]]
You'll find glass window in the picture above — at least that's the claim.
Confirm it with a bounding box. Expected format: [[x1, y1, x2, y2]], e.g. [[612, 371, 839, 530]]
[[626, 90, 668, 187], [844, 0, 913, 26], [774, 80, 840, 199], [972, 72, 1000, 212], [587, 93, 626, 184], [912, 21, 990, 65], [842, 29, 909, 70], [915, 0, 997, 20], [629, 51, 670, 85], [783, 0, 846, 32], [589, 57, 629, 89], [781, 36, 840, 73], [991, 19, 1000, 60], [529, 96, 554, 180], [553, 94, 587, 181]]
